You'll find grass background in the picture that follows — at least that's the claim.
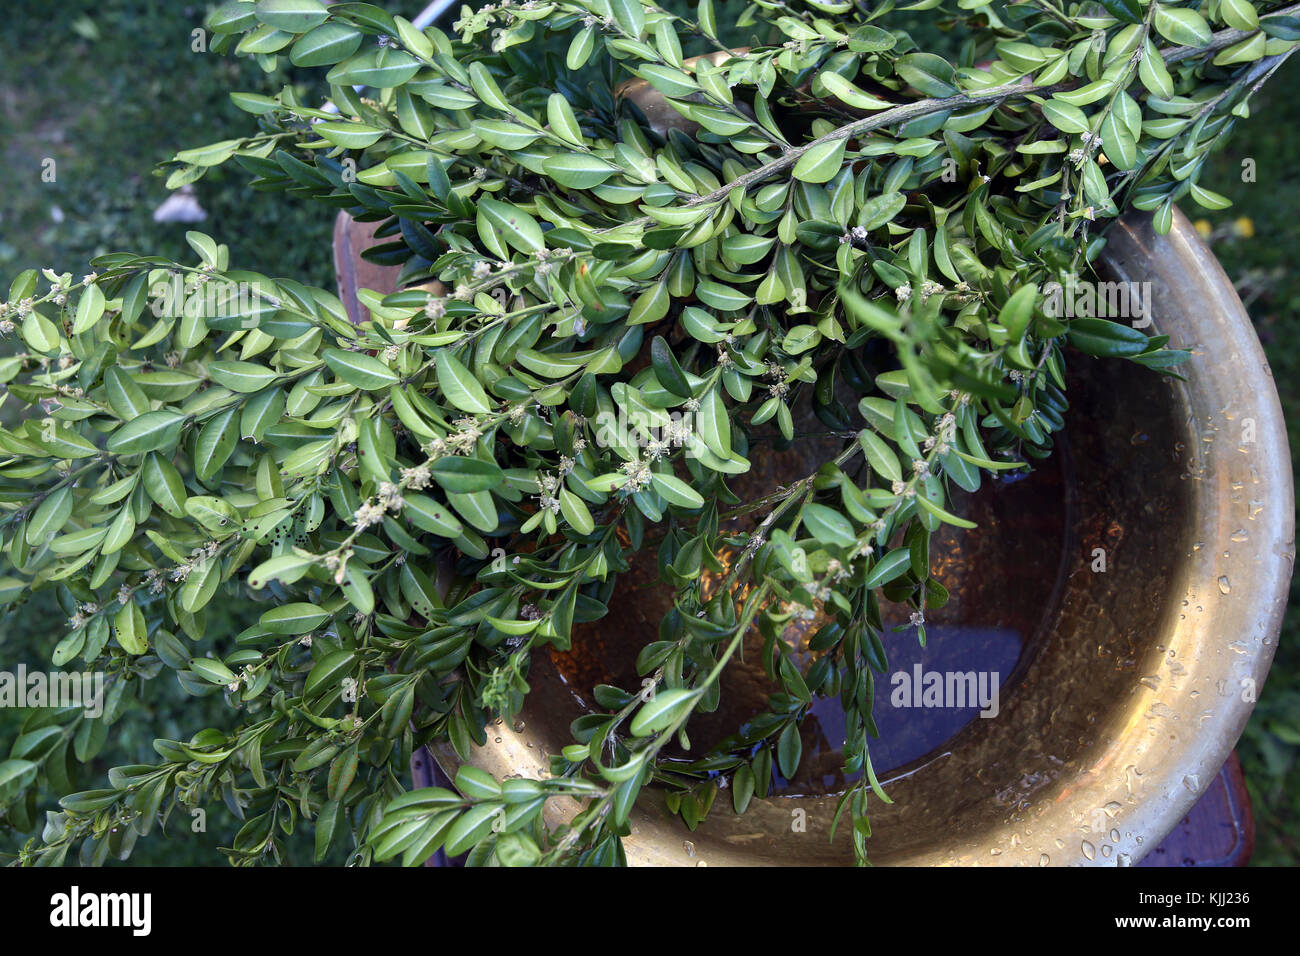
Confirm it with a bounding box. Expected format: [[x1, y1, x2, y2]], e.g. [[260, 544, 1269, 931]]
[[0, 1, 1296, 864]]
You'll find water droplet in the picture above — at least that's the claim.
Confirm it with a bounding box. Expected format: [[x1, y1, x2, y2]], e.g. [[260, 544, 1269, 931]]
[[1082, 840, 1096, 861], [1038, 853, 1050, 867], [683, 840, 696, 858], [1101, 844, 1113, 858], [514, 720, 525, 732], [1230, 529, 1249, 543], [1182, 774, 1200, 793], [1191, 541, 1204, 552], [494, 736, 502, 744], [1110, 828, 1121, 843], [1217, 575, 1231, 595]]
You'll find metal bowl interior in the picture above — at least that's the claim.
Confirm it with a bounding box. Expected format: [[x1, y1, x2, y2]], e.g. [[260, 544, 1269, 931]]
[[429, 207, 1293, 866]]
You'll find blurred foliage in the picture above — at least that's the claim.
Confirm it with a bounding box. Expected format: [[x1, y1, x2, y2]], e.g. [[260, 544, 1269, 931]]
[[0, 0, 336, 864], [1197, 56, 1300, 867], [0, 0, 335, 288]]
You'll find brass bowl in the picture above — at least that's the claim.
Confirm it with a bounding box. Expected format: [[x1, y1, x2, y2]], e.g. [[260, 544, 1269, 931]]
[[423, 207, 1293, 865]]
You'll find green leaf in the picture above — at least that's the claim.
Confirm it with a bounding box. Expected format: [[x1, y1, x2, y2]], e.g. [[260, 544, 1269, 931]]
[[107, 411, 186, 455], [73, 284, 105, 335], [22, 310, 60, 353], [732, 764, 755, 814], [777, 721, 802, 778], [469, 120, 541, 151], [1155, 6, 1212, 47], [1100, 112, 1137, 170], [477, 197, 545, 255], [468, 62, 511, 111], [495, 831, 542, 867], [793, 138, 848, 184], [819, 71, 894, 111], [248, 553, 316, 589], [195, 407, 239, 482], [915, 492, 977, 529], [542, 153, 618, 189], [430, 457, 504, 493], [1261, 13, 1300, 39], [444, 803, 502, 857], [864, 547, 912, 588], [327, 49, 421, 89], [403, 494, 464, 538], [184, 495, 240, 531], [630, 688, 697, 736], [1042, 99, 1090, 134], [27, 486, 74, 545], [324, 348, 399, 390], [305, 649, 355, 697], [998, 284, 1037, 340], [290, 22, 363, 66], [115, 602, 148, 655], [636, 63, 698, 98], [650, 336, 691, 398], [241, 387, 286, 441], [650, 472, 705, 509], [858, 430, 902, 482], [143, 452, 188, 517], [546, 93, 584, 146], [559, 487, 595, 533], [1098, 0, 1142, 24], [190, 656, 237, 685], [176, 140, 240, 167], [209, 360, 280, 393], [1138, 43, 1175, 98], [261, 602, 330, 635], [1066, 317, 1150, 357], [696, 385, 730, 458], [435, 351, 492, 414], [256, 0, 329, 33], [1220, 0, 1259, 31], [895, 52, 958, 96], [105, 366, 150, 420], [567, 27, 596, 70], [609, 0, 647, 37], [803, 503, 856, 547], [317, 121, 386, 150], [0, 760, 37, 793]]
